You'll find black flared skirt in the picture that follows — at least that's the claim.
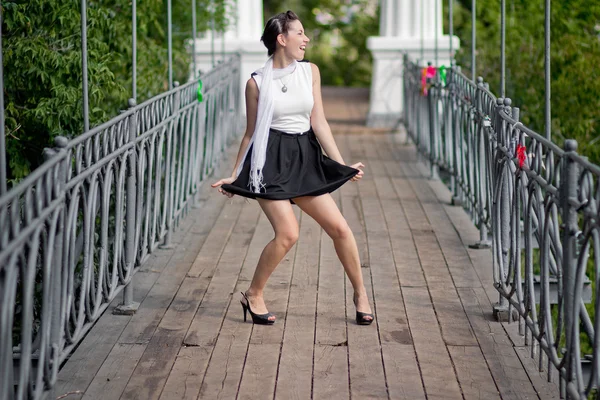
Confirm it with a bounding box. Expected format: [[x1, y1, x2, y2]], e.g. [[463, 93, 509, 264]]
[[222, 128, 358, 201]]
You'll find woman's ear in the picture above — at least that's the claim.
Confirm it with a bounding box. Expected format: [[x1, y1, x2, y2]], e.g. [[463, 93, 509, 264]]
[[276, 33, 286, 48]]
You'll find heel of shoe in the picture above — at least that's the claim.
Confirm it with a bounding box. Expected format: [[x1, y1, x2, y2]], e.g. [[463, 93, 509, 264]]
[[240, 301, 248, 322], [240, 291, 275, 325]]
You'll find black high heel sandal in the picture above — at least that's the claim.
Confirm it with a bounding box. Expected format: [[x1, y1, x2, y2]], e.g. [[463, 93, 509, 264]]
[[353, 294, 374, 325], [240, 292, 276, 325]]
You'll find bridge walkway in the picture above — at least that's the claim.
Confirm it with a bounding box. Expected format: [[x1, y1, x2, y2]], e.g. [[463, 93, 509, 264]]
[[54, 87, 558, 400]]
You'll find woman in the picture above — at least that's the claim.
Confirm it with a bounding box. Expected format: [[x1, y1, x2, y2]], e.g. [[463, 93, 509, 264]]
[[211, 11, 374, 326]]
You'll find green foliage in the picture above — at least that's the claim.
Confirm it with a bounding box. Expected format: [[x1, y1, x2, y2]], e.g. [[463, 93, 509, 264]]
[[2, 0, 228, 184], [264, 0, 379, 87], [449, 0, 600, 162]]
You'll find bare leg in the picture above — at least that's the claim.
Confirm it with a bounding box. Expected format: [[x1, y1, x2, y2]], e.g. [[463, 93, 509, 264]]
[[244, 199, 298, 321], [293, 194, 372, 320]]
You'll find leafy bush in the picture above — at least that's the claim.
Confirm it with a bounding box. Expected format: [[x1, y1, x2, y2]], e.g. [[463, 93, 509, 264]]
[[449, 0, 600, 162]]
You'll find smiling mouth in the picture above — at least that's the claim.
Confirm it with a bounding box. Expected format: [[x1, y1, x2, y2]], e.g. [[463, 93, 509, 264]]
[[300, 45, 306, 51]]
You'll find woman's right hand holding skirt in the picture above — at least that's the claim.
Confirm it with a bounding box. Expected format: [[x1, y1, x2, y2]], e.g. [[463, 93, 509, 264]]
[[211, 177, 236, 198]]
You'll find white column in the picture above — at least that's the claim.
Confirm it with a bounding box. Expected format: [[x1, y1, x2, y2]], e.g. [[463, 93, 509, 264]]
[[193, 0, 266, 113], [410, 0, 419, 37], [366, 0, 460, 128], [236, 0, 263, 38], [380, 0, 394, 37], [396, 0, 410, 37], [425, 0, 436, 38]]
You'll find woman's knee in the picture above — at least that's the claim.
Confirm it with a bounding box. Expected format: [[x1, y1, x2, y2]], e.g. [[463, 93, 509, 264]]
[[327, 219, 352, 240], [275, 228, 299, 249]]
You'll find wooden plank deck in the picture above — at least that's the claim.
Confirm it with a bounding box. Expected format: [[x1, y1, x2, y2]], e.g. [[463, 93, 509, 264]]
[[55, 87, 559, 400]]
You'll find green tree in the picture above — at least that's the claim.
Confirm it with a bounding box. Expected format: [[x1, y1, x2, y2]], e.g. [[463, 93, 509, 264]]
[[2, 0, 228, 184], [449, 0, 600, 161]]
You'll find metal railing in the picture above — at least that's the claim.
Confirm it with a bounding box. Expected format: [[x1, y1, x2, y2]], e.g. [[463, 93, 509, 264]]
[[404, 54, 600, 399], [0, 54, 242, 400]]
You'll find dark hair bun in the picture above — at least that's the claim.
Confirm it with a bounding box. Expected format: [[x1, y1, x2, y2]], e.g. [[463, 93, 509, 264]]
[[260, 10, 299, 56]]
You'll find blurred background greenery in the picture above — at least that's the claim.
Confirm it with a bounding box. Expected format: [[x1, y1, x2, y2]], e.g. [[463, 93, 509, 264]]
[[448, 0, 600, 163]]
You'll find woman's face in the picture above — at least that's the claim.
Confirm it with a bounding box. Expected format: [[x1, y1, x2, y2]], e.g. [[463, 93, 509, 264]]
[[281, 20, 310, 60]]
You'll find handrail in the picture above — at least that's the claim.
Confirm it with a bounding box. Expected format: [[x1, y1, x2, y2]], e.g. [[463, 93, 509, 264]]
[[0, 54, 242, 400], [404, 54, 600, 399]]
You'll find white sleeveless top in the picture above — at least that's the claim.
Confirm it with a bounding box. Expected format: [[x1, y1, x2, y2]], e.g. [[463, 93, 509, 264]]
[[253, 62, 314, 134]]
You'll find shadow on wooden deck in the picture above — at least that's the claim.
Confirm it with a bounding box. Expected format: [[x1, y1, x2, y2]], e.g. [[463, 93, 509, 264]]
[[54, 87, 559, 400]]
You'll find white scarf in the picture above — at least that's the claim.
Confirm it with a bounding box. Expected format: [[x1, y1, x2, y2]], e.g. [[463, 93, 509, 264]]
[[236, 57, 298, 193]]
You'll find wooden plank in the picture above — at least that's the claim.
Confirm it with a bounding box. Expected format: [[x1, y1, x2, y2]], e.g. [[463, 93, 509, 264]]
[[514, 346, 560, 399], [359, 135, 427, 400], [175, 199, 246, 346], [403, 286, 462, 399], [237, 208, 300, 399], [312, 190, 350, 398], [443, 204, 498, 300], [158, 346, 212, 400], [458, 287, 540, 400], [381, 343, 426, 400], [358, 179, 412, 345], [448, 345, 501, 400], [54, 307, 132, 399], [246, 206, 301, 346], [195, 207, 271, 400], [338, 134, 369, 265], [117, 237, 212, 347], [313, 345, 350, 400], [315, 218, 347, 346], [118, 196, 235, 346], [378, 195, 425, 288], [371, 138, 427, 289], [399, 161, 482, 289], [273, 213, 321, 400], [396, 195, 476, 347], [119, 200, 258, 400], [187, 200, 243, 278], [81, 344, 146, 400], [343, 134, 388, 400], [237, 344, 280, 400]]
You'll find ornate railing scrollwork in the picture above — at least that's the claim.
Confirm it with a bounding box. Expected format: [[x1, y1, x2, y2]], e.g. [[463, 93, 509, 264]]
[[0, 54, 242, 400], [404, 54, 600, 399]]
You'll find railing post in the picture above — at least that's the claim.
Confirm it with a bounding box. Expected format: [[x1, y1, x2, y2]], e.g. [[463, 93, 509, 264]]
[[561, 139, 579, 395], [429, 74, 440, 181], [161, 82, 180, 249], [469, 78, 491, 250], [44, 136, 69, 387], [494, 101, 518, 321], [451, 67, 464, 207], [115, 99, 140, 315]]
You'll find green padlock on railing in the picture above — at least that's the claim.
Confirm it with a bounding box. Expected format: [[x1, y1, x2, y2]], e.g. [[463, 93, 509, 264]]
[[197, 80, 203, 102], [438, 66, 447, 86]]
